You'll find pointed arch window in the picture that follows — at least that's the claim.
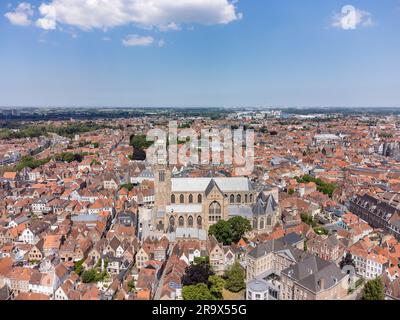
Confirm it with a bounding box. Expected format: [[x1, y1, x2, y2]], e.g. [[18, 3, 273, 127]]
[[197, 216, 202, 227], [189, 194, 193, 203], [171, 194, 176, 204], [180, 194, 184, 204], [209, 201, 222, 222], [188, 216, 194, 227]]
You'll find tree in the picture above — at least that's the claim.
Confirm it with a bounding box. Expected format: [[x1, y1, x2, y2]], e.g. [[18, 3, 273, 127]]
[[209, 220, 232, 245], [131, 148, 146, 161], [182, 283, 215, 300], [209, 217, 251, 245], [121, 183, 134, 191], [130, 134, 154, 149], [74, 258, 85, 276], [182, 263, 214, 286], [128, 280, 135, 292], [82, 269, 96, 283], [209, 275, 225, 300], [362, 278, 384, 300], [229, 216, 252, 244], [224, 262, 245, 293]]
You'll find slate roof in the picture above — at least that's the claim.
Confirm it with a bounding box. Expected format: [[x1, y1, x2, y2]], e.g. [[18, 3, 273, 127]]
[[171, 177, 253, 193], [282, 255, 346, 293]]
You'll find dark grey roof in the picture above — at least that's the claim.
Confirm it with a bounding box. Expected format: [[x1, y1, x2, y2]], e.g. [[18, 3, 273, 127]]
[[252, 193, 278, 217], [205, 179, 222, 197], [281, 233, 304, 246], [282, 255, 346, 293], [249, 238, 312, 264]]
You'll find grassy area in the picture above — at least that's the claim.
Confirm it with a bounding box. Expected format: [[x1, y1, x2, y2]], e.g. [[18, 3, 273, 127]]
[[222, 289, 245, 301]]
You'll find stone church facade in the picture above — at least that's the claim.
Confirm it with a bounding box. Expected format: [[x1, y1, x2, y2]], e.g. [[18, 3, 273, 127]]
[[152, 165, 280, 238]]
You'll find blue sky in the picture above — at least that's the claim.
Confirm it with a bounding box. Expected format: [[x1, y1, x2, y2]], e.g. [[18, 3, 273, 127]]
[[0, 0, 399, 108]]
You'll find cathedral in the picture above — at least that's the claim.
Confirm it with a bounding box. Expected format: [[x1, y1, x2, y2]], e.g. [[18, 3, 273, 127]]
[[152, 165, 280, 240]]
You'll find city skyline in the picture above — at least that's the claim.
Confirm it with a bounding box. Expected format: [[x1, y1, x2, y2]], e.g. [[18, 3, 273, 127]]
[[1, 0, 400, 108]]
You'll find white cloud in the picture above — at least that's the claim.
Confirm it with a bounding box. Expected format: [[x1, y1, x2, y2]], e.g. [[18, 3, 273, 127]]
[[32, 0, 241, 31], [35, 3, 57, 30], [122, 34, 154, 47], [158, 39, 165, 47], [4, 2, 34, 26], [331, 6, 375, 30], [159, 22, 181, 32]]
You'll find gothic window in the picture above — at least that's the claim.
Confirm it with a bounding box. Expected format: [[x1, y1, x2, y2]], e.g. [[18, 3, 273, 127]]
[[245, 194, 248, 203], [237, 194, 242, 203], [188, 216, 194, 227], [159, 171, 165, 182], [179, 216, 184, 227], [230, 194, 235, 204], [198, 194, 202, 203], [171, 194, 176, 204], [197, 216, 202, 227], [267, 216, 272, 226], [209, 201, 222, 222], [180, 194, 184, 204], [189, 194, 193, 203], [253, 218, 258, 229], [249, 194, 253, 202], [260, 218, 265, 230], [169, 216, 175, 226]]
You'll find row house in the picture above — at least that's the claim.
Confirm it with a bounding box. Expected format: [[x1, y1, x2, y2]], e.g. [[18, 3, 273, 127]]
[[135, 236, 169, 269], [307, 234, 345, 262], [349, 193, 400, 240], [348, 245, 390, 280], [59, 238, 92, 263], [19, 221, 50, 245], [208, 235, 236, 275]]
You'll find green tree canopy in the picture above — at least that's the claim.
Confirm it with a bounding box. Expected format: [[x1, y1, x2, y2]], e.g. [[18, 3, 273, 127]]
[[362, 278, 384, 300], [224, 262, 245, 293], [209, 216, 251, 245], [182, 283, 215, 301], [209, 275, 226, 300], [129, 134, 154, 150]]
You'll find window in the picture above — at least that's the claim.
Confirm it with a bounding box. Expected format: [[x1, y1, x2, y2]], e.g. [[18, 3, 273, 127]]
[[253, 218, 258, 229], [249, 194, 253, 202], [198, 194, 202, 203], [260, 218, 265, 230], [230, 194, 235, 204], [159, 171, 165, 182], [180, 194, 184, 204], [169, 216, 175, 226], [197, 216, 202, 227], [267, 216, 272, 226], [188, 216, 194, 227], [171, 194, 176, 204], [237, 194, 241, 203], [189, 194, 193, 203], [179, 216, 184, 227], [209, 202, 222, 222], [245, 194, 248, 203]]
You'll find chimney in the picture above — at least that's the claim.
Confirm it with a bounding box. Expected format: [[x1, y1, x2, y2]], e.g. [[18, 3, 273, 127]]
[[318, 278, 325, 290]]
